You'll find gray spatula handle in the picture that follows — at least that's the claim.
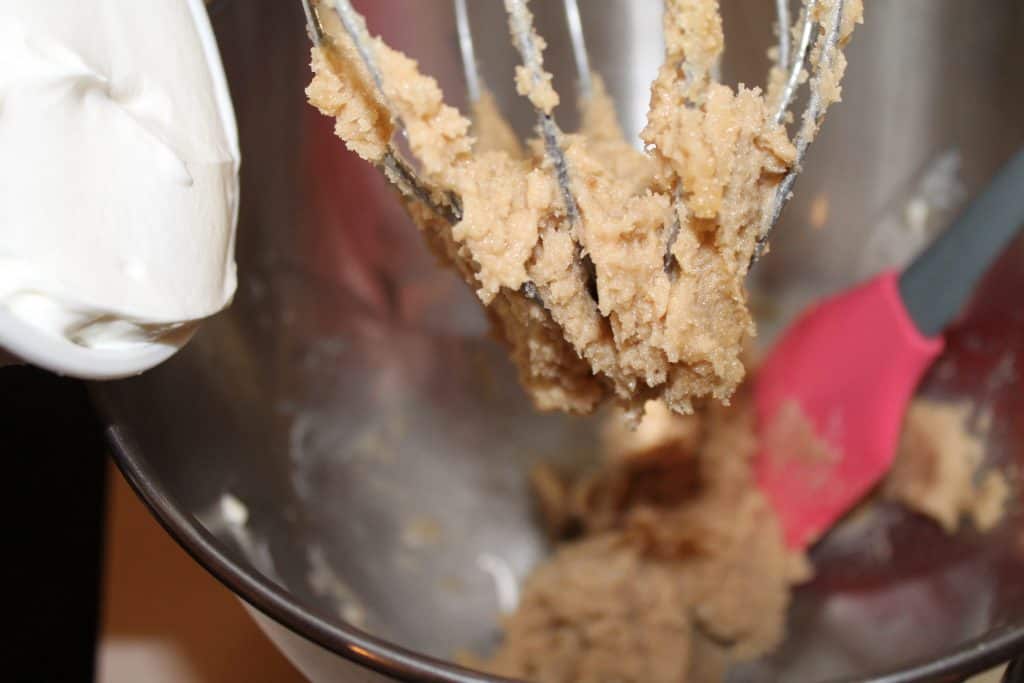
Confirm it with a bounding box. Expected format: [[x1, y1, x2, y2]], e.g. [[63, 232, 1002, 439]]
[[899, 148, 1024, 337]]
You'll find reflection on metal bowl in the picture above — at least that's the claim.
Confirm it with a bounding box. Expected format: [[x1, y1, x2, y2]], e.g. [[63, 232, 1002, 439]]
[[98, 1, 1024, 681]]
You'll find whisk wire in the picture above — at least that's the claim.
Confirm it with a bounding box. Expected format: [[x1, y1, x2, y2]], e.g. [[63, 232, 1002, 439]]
[[306, 0, 461, 222], [503, 0, 582, 227], [775, 0, 792, 73], [563, 0, 593, 100], [300, 0, 325, 45], [773, 0, 818, 126], [332, 0, 387, 94], [453, 0, 482, 103], [305, 0, 849, 266], [758, 0, 847, 259]]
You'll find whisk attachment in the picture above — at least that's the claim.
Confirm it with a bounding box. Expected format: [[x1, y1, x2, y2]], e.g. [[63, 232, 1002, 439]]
[[306, 0, 853, 267], [301, 0, 462, 223], [304, 0, 861, 417], [453, 0, 596, 306], [503, 0, 583, 230], [756, 0, 849, 261]]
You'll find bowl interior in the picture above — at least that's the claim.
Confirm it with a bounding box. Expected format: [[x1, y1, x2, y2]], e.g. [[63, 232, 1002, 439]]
[[99, 1, 1024, 681]]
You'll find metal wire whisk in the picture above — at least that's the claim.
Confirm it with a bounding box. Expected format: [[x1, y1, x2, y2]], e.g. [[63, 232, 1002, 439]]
[[301, 0, 848, 265]]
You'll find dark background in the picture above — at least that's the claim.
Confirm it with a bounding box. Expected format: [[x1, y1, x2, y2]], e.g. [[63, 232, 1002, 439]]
[[3, 366, 107, 681]]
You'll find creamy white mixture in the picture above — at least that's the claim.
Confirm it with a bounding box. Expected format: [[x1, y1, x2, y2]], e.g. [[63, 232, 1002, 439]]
[[0, 0, 239, 357]]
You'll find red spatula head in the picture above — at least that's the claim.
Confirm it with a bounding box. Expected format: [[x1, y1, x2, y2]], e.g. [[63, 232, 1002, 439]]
[[755, 271, 944, 549]]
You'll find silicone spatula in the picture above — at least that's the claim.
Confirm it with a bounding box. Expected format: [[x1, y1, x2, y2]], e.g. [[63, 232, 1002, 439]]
[[755, 148, 1024, 549]]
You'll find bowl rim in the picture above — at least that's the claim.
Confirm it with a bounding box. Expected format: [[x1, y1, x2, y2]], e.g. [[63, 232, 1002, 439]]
[[102, 414, 1024, 683]]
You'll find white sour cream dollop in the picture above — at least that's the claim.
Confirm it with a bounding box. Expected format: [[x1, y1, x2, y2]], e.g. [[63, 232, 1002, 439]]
[[0, 0, 240, 378]]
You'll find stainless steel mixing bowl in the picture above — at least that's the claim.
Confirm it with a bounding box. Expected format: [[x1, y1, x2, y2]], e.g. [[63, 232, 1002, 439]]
[[97, 1, 1024, 681]]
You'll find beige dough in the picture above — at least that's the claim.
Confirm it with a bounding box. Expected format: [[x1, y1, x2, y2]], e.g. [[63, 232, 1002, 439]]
[[884, 398, 1009, 533], [306, 0, 863, 419], [477, 392, 810, 683], [480, 394, 1009, 683]]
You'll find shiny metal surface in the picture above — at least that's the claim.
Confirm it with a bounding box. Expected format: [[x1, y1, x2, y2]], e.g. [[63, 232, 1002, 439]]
[[98, 1, 1024, 681]]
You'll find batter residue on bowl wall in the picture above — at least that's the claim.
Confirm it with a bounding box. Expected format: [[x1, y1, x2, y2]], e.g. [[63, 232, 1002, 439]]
[[885, 399, 1009, 533]]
